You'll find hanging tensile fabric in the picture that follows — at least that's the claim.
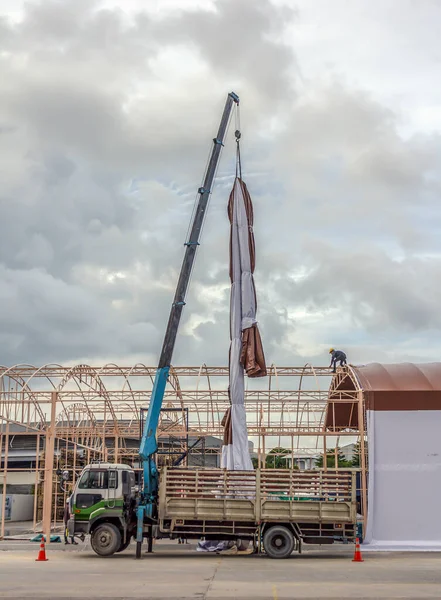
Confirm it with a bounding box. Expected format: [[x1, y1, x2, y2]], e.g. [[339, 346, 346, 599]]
[[197, 116, 266, 555], [198, 177, 266, 552], [221, 176, 267, 470]]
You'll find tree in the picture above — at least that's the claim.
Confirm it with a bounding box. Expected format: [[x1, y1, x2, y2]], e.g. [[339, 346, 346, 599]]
[[252, 448, 299, 469], [265, 447, 298, 469], [351, 441, 368, 467], [315, 449, 352, 469], [266, 447, 290, 468]]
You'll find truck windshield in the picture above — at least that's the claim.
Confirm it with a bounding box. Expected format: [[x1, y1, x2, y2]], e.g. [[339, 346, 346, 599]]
[[78, 470, 109, 490]]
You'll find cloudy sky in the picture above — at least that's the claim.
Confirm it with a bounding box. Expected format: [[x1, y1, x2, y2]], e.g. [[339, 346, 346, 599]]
[[1, 0, 440, 369]]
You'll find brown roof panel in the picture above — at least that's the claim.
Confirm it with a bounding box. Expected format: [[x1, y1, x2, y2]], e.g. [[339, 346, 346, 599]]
[[325, 363, 441, 431], [353, 362, 441, 392], [352, 363, 441, 411]]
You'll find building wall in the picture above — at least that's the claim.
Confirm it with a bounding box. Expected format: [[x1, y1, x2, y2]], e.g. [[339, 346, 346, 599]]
[[0, 472, 37, 486], [339, 443, 356, 462], [0, 494, 34, 522], [365, 409, 441, 550], [188, 454, 219, 468], [0, 471, 37, 495]]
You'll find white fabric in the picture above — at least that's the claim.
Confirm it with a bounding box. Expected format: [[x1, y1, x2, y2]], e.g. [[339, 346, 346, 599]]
[[221, 444, 233, 470], [197, 540, 230, 552], [222, 179, 254, 471], [229, 404, 253, 470], [363, 409, 441, 551]]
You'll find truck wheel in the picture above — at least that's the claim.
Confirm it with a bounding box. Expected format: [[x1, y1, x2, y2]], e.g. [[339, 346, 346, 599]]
[[263, 526, 295, 559], [91, 523, 121, 557], [116, 537, 131, 553]]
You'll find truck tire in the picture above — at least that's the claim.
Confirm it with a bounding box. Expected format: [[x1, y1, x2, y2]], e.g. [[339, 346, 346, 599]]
[[91, 523, 121, 557], [116, 537, 131, 553], [263, 526, 295, 559]]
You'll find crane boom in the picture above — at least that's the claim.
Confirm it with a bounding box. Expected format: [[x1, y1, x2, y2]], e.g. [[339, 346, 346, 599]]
[[158, 92, 239, 370], [66, 93, 359, 561], [137, 93, 239, 529]]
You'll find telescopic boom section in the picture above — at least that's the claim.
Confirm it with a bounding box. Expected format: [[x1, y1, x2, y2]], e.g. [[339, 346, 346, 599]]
[[139, 92, 239, 464]]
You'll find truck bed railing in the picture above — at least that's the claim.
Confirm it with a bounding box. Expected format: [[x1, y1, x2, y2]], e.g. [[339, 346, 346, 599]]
[[160, 468, 355, 502], [158, 468, 357, 531]]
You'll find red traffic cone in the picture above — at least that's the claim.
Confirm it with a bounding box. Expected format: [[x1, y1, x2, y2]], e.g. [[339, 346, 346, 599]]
[[35, 535, 48, 562], [352, 537, 364, 562]]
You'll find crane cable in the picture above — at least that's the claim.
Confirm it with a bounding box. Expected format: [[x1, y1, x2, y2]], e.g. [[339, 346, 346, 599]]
[[234, 102, 242, 180]]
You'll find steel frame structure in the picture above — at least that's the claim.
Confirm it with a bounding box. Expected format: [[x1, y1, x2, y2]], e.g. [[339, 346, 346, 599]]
[[0, 363, 365, 538]]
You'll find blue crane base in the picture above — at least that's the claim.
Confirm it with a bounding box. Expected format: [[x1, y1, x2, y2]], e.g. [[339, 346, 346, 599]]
[[136, 366, 170, 553]]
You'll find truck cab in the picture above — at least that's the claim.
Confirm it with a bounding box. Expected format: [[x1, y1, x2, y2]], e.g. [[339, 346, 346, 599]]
[[69, 463, 137, 556]]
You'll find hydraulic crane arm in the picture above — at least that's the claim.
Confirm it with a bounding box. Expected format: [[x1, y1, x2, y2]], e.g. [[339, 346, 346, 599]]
[[139, 92, 239, 498]]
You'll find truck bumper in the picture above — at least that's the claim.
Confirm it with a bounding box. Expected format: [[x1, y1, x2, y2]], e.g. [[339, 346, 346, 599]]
[[69, 519, 88, 536]]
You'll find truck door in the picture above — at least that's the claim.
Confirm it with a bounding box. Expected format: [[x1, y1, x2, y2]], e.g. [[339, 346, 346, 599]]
[[74, 469, 109, 518]]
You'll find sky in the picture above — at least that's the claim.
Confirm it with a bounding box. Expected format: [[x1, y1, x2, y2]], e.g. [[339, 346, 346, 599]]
[[0, 0, 441, 370]]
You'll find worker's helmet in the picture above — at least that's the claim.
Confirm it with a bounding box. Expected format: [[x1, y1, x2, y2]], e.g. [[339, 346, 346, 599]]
[[329, 348, 334, 354]]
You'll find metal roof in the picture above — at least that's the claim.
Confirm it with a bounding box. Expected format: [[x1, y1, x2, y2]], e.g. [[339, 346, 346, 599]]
[[353, 362, 441, 393], [325, 362, 441, 431]]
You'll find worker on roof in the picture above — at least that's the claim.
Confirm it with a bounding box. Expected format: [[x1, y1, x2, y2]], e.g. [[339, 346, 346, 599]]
[[329, 348, 347, 373]]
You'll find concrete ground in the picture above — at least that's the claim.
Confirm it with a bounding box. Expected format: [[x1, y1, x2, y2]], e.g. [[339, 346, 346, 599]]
[[0, 520, 36, 538], [1, 539, 441, 599]]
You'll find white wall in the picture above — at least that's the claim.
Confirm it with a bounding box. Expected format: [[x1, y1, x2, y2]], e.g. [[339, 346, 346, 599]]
[[364, 410, 441, 550], [0, 471, 37, 486], [0, 494, 34, 522]]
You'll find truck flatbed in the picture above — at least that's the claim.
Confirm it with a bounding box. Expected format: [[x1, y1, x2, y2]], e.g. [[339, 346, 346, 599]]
[[158, 467, 357, 550]]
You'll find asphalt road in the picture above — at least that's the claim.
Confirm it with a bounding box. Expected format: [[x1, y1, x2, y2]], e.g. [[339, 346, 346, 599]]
[[1, 540, 441, 599]]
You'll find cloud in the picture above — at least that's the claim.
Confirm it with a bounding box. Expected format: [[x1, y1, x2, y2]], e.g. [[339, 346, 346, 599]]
[[0, 0, 440, 372]]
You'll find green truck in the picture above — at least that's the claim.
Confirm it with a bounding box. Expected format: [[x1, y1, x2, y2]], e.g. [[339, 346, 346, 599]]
[[68, 463, 357, 558]]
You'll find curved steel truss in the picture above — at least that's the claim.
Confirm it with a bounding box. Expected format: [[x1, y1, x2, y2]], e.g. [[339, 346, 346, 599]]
[[0, 363, 364, 536], [0, 363, 359, 449]]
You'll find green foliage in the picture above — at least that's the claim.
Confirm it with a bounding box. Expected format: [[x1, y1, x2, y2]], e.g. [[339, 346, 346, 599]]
[[265, 448, 299, 469], [351, 441, 368, 467], [315, 449, 352, 468], [252, 448, 299, 469], [266, 447, 290, 469]]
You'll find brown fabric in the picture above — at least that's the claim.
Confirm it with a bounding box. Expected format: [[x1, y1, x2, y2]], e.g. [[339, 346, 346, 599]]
[[240, 323, 267, 378], [221, 407, 232, 445], [228, 177, 266, 379], [324, 369, 359, 431], [228, 178, 255, 280], [223, 177, 267, 454], [325, 362, 441, 431], [325, 403, 359, 432]]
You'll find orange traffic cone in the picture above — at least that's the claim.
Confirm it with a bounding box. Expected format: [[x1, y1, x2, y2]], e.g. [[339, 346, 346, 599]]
[[352, 537, 364, 562], [35, 535, 48, 562]]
